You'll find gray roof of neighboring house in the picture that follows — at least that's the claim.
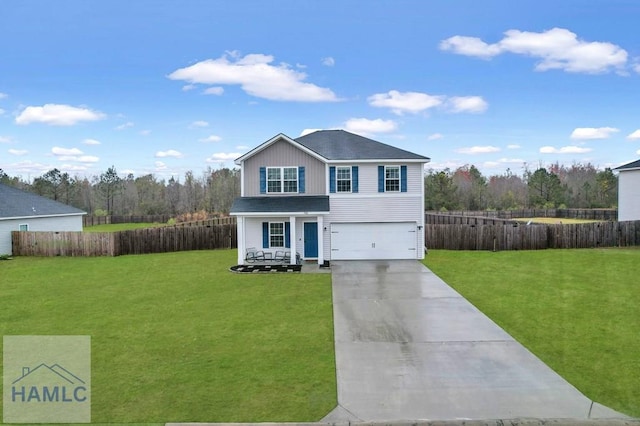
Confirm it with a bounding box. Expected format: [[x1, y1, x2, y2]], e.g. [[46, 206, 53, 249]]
[[230, 195, 330, 214], [295, 130, 430, 161], [614, 159, 640, 171], [0, 183, 86, 219]]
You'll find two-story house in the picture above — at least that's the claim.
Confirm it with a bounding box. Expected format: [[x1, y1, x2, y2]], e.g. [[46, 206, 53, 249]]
[[230, 130, 430, 265]]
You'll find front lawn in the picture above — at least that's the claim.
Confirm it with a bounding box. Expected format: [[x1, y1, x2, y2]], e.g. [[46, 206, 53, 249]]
[[424, 249, 640, 417], [0, 250, 336, 423]]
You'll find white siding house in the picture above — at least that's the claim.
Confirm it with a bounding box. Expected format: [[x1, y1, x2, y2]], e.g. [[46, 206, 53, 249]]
[[0, 183, 85, 255], [614, 160, 640, 221], [230, 130, 430, 265]]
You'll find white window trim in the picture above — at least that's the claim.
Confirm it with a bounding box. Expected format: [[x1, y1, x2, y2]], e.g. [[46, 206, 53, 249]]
[[269, 221, 285, 248], [336, 166, 352, 193], [19, 223, 29, 231], [267, 166, 298, 194], [385, 165, 400, 193]]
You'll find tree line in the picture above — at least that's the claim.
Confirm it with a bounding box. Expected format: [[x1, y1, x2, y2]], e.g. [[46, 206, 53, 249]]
[[425, 163, 618, 211], [1, 162, 617, 216], [0, 166, 240, 217]]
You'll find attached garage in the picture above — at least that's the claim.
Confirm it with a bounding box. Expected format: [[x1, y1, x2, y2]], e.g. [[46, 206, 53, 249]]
[[330, 222, 418, 260]]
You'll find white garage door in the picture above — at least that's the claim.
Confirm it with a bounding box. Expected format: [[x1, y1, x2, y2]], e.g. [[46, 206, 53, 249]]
[[330, 222, 417, 260]]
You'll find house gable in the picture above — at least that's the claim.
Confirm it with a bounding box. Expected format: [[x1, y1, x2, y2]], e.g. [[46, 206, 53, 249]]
[[241, 138, 326, 196]]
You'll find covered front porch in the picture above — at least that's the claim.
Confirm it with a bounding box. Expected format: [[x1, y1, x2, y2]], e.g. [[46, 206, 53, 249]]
[[230, 195, 330, 266]]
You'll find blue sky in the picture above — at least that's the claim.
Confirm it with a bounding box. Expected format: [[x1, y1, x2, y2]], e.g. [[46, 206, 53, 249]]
[[2, 0, 640, 180]]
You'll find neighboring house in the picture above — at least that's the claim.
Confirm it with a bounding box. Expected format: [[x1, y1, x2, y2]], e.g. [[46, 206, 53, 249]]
[[614, 159, 640, 221], [230, 130, 430, 265], [0, 183, 85, 255]]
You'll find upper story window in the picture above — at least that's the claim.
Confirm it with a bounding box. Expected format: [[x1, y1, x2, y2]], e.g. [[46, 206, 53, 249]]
[[385, 166, 400, 192], [336, 166, 352, 193], [267, 167, 298, 193], [378, 165, 407, 193], [19, 224, 29, 231]]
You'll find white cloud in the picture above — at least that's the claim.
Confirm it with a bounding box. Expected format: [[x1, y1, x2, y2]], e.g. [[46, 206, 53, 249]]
[[52, 147, 83, 156], [83, 138, 101, 145], [427, 133, 443, 141], [368, 90, 444, 115], [206, 152, 241, 163], [155, 161, 168, 171], [322, 57, 335, 67], [55, 155, 98, 163], [570, 127, 619, 140], [440, 27, 628, 74], [300, 128, 322, 137], [182, 84, 197, 91], [626, 129, 640, 140], [203, 87, 224, 96], [236, 145, 250, 150], [455, 146, 500, 154], [59, 164, 89, 172], [51, 146, 98, 163], [439, 35, 502, 59], [0, 108, 5, 116], [168, 52, 340, 102], [116, 121, 134, 130], [540, 145, 592, 154], [0, 92, 7, 99], [507, 144, 521, 149], [156, 149, 184, 158], [0, 136, 12, 143], [483, 158, 525, 168], [190, 120, 209, 128], [343, 118, 398, 136], [446, 96, 488, 113], [199, 135, 222, 143], [139, 129, 152, 136], [8, 160, 52, 174], [15, 104, 105, 126], [8, 149, 28, 156]]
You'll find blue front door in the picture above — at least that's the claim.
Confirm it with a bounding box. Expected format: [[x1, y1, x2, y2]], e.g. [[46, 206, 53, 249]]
[[304, 222, 318, 258]]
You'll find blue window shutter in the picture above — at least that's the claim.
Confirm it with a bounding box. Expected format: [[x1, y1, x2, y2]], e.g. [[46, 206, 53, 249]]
[[298, 166, 305, 193], [378, 166, 384, 192], [401, 165, 407, 192], [285, 222, 291, 248], [262, 222, 269, 248], [352, 166, 359, 193], [329, 166, 336, 193], [259, 167, 266, 194]]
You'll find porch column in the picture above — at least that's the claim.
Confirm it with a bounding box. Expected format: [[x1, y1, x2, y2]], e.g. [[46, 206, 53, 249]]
[[289, 215, 297, 265], [236, 216, 245, 264], [317, 215, 324, 265]]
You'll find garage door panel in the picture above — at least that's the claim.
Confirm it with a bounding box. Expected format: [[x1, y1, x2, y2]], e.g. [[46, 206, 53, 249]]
[[331, 222, 417, 260]]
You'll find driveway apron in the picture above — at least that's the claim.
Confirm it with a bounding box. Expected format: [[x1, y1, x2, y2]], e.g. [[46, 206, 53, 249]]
[[324, 260, 626, 422]]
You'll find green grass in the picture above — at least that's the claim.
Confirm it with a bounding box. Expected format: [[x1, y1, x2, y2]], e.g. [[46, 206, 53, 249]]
[[84, 222, 167, 232], [424, 248, 640, 417], [0, 250, 336, 423]]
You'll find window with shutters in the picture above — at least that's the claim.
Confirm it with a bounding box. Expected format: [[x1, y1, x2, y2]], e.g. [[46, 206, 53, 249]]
[[269, 222, 285, 247], [336, 166, 352, 193], [267, 167, 298, 193], [385, 166, 400, 192]]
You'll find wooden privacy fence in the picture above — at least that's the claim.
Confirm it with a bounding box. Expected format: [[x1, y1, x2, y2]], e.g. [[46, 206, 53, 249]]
[[427, 208, 618, 222], [425, 220, 640, 251], [12, 224, 237, 257]]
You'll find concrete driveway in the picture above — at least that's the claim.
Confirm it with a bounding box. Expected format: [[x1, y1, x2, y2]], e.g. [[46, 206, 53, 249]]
[[323, 260, 627, 422]]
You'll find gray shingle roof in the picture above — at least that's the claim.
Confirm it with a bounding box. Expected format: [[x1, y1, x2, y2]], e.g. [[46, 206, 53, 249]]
[[295, 130, 430, 161], [230, 196, 330, 214], [614, 159, 640, 171], [0, 183, 86, 219]]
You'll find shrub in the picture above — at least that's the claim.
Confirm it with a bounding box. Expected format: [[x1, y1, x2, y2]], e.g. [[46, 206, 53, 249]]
[[175, 210, 209, 223]]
